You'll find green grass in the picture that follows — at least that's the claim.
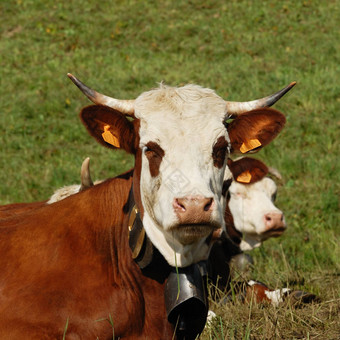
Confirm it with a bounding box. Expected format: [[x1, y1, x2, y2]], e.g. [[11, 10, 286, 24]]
[[1, 0, 339, 338]]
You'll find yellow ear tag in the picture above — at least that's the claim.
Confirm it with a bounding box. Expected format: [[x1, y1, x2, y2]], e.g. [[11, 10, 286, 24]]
[[240, 138, 262, 153], [102, 125, 120, 148], [237, 170, 252, 183]]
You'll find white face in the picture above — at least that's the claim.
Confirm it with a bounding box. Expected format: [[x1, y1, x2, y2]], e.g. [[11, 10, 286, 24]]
[[228, 177, 286, 250], [134, 84, 230, 266]]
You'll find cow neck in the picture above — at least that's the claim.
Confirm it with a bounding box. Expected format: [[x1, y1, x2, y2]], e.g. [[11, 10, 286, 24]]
[[127, 186, 209, 338], [127, 185, 171, 283]]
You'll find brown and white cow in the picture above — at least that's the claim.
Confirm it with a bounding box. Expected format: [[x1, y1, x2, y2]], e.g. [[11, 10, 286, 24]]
[[209, 157, 285, 293], [0, 74, 295, 339], [208, 157, 317, 311], [225, 157, 286, 251]]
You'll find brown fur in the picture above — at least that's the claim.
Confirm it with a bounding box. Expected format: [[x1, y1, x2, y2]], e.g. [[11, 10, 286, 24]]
[[0, 172, 174, 339], [212, 136, 229, 168], [145, 142, 165, 177], [80, 105, 140, 154], [227, 157, 269, 184], [227, 108, 286, 153], [224, 205, 243, 246], [0, 201, 46, 221], [0, 103, 288, 338]]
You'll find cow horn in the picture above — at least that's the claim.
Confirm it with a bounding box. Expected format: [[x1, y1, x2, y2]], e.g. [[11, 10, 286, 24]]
[[80, 157, 94, 191], [267, 167, 282, 180], [67, 73, 135, 116], [225, 82, 296, 117]]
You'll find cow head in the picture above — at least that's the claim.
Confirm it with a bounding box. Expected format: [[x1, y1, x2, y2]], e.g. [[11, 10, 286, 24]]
[[69, 74, 294, 266], [227, 157, 286, 251]]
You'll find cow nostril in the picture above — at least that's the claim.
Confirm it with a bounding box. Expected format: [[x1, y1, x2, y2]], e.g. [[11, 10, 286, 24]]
[[265, 215, 272, 222], [204, 198, 213, 211], [175, 199, 186, 211]]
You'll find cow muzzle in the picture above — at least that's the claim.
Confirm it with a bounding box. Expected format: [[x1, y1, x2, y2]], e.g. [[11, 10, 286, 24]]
[[173, 196, 214, 224], [263, 212, 286, 236], [172, 196, 220, 244]]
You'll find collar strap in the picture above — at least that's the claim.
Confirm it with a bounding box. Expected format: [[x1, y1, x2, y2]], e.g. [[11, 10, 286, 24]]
[[128, 205, 144, 259], [128, 204, 154, 269]]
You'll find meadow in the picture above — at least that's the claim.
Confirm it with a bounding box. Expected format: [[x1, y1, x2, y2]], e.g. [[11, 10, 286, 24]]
[[1, 0, 339, 338]]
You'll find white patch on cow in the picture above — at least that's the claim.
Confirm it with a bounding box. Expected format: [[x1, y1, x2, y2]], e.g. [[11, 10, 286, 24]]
[[134, 84, 230, 267], [47, 180, 103, 204], [247, 280, 257, 286], [265, 288, 291, 307], [47, 185, 81, 204], [228, 177, 285, 251], [239, 238, 262, 251], [206, 310, 217, 324]]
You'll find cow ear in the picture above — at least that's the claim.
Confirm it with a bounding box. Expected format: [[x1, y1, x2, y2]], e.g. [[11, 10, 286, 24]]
[[227, 108, 286, 154], [80, 105, 139, 154], [227, 157, 268, 184]]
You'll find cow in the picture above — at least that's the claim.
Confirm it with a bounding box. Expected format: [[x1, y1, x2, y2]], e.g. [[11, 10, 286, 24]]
[[208, 158, 316, 311], [226, 157, 286, 251], [0, 74, 295, 339], [0, 158, 289, 309], [45, 158, 314, 310], [209, 157, 285, 296]]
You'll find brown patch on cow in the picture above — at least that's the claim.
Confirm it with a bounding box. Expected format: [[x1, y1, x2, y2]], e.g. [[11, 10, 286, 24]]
[[144, 141, 165, 177], [227, 157, 268, 184], [222, 179, 232, 197], [245, 282, 271, 304], [227, 108, 286, 154], [80, 105, 139, 154], [212, 136, 229, 168], [225, 203, 243, 245]]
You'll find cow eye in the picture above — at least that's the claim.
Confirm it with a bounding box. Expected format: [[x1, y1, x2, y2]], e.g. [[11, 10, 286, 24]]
[[143, 142, 165, 177], [144, 146, 154, 153], [271, 192, 277, 202], [143, 142, 165, 159], [144, 146, 160, 159]]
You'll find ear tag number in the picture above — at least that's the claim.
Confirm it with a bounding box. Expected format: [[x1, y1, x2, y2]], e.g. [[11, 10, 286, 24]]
[[240, 138, 261, 153], [102, 125, 120, 148], [237, 170, 252, 183]]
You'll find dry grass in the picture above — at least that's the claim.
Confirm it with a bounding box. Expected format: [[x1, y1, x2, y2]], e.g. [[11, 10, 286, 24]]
[[203, 272, 340, 339]]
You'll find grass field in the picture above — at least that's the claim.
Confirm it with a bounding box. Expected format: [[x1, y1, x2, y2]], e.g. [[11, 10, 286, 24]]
[[1, 0, 339, 338]]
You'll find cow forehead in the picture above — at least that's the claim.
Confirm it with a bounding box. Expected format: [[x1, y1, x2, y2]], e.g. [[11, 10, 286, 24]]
[[134, 84, 228, 144], [258, 177, 277, 195]]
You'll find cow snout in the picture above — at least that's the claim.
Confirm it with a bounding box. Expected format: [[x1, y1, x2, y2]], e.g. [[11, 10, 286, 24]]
[[264, 212, 286, 232], [174, 196, 214, 224]]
